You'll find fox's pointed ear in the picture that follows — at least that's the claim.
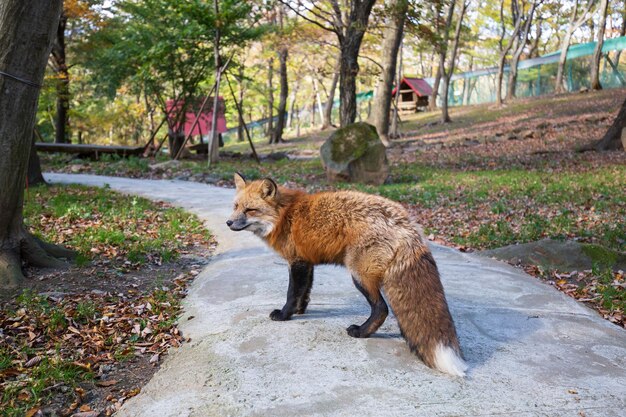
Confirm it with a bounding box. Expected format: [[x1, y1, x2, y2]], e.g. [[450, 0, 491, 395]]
[[261, 178, 277, 199], [234, 172, 247, 191]]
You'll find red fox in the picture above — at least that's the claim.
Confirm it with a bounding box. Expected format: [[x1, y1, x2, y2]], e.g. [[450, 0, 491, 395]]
[[227, 173, 467, 377]]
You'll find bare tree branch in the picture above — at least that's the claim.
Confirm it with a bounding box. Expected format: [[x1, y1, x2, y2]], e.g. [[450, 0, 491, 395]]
[[278, 0, 336, 33]]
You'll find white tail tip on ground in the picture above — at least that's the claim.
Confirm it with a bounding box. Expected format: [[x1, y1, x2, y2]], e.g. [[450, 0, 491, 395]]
[[434, 343, 468, 377]]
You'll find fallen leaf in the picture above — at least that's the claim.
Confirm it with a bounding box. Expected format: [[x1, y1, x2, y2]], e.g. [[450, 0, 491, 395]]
[[25, 408, 39, 417]]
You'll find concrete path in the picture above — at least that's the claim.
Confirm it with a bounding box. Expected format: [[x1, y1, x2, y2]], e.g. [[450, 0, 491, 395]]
[[46, 173, 626, 417]]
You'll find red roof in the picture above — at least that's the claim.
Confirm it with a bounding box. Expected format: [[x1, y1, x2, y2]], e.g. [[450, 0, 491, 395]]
[[392, 77, 433, 97], [165, 97, 227, 136]]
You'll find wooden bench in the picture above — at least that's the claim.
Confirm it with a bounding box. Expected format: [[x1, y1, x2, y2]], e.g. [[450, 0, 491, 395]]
[[35, 143, 144, 159]]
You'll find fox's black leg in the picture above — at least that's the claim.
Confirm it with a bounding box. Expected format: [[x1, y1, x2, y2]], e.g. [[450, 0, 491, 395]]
[[270, 261, 314, 321], [347, 275, 388, 338], [295, 264, 314, 314]]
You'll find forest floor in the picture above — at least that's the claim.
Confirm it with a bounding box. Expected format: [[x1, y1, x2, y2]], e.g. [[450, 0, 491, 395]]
[[41, 89, 626, 328], [0, 185, 215, 416]]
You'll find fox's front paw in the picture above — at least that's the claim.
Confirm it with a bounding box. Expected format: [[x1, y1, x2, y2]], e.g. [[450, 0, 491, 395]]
[[270, 309, 290, 321], [346, 324, 368, 338]]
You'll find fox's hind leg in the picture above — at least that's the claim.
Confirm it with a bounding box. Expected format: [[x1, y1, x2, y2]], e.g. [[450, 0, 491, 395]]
[[270, 261, 314, 321], [347, 275, 389, 338]]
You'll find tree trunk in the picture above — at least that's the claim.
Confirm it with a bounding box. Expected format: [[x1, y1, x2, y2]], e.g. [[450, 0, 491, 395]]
[[0, 0, 72, 288], [506, 1, 538, 101], [555, 28, 575, 93], [441, 1, 468, 124], [590, 0, 609, 90], [53, 12, 70, 144], [338, 42, 359, 127], [296, 105, 301, 137], [555, 0, 607, 91], [594, 97, 626, 150], [370, 0, 408, 145], [390, 38, 403, 138], [615, 6, 626, 64], [28, 134, 46, 186], [427, 1, 445, 111], [462, 55, 474, 104], [495, 0, 524, 106], [237, 67, 245, 142], [429, 66, 442, 111], [272, 46, 288, 144], [168, 129, 186, 160], [505, 37, 520, 100], [267, 57, 274, 140], [527, 18, 542, 58], [208, 0, 221, 165], [433, 0, 457, 117], [311, 77, 324, 127], [337, 0, 377, 127], [322, 58, 340, 129], [287, 79, 299, 129]]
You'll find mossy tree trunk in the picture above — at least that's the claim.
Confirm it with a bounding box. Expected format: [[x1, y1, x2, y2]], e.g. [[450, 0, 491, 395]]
[[0, 0, 75, 289]]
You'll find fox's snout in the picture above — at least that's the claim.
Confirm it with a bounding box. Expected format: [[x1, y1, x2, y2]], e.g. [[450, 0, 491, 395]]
[[226, 217, 248, 231]]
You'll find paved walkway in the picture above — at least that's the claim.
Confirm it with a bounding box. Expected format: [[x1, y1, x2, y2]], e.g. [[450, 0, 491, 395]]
[[46, 173, 626, 417]]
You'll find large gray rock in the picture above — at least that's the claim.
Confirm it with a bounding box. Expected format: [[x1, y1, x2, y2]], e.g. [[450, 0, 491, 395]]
[[320, 122, 389, 185], [479, 238, 626, 271]]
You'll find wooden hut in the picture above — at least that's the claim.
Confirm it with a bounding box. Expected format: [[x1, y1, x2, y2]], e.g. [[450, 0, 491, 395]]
[[165, 97, 227, 139], [165, 97, 228, 155], [391, 77, 432, 114]]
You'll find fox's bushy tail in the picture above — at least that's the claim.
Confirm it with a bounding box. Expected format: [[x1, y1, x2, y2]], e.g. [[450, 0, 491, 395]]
[[383, 238, 467, 377]]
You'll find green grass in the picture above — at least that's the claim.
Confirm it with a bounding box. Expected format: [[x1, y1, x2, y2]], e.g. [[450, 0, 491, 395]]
[[23, 184, 211, 265]]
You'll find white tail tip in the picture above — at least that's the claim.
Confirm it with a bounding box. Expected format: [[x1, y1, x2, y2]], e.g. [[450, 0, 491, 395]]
[[434, 343, 468, 377]]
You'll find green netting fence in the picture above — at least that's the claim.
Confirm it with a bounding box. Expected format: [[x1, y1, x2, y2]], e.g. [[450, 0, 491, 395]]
[[438, 36, 626, 106]]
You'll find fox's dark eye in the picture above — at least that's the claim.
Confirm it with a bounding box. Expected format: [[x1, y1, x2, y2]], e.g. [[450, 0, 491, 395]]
[[244, 208, 258, 215]]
